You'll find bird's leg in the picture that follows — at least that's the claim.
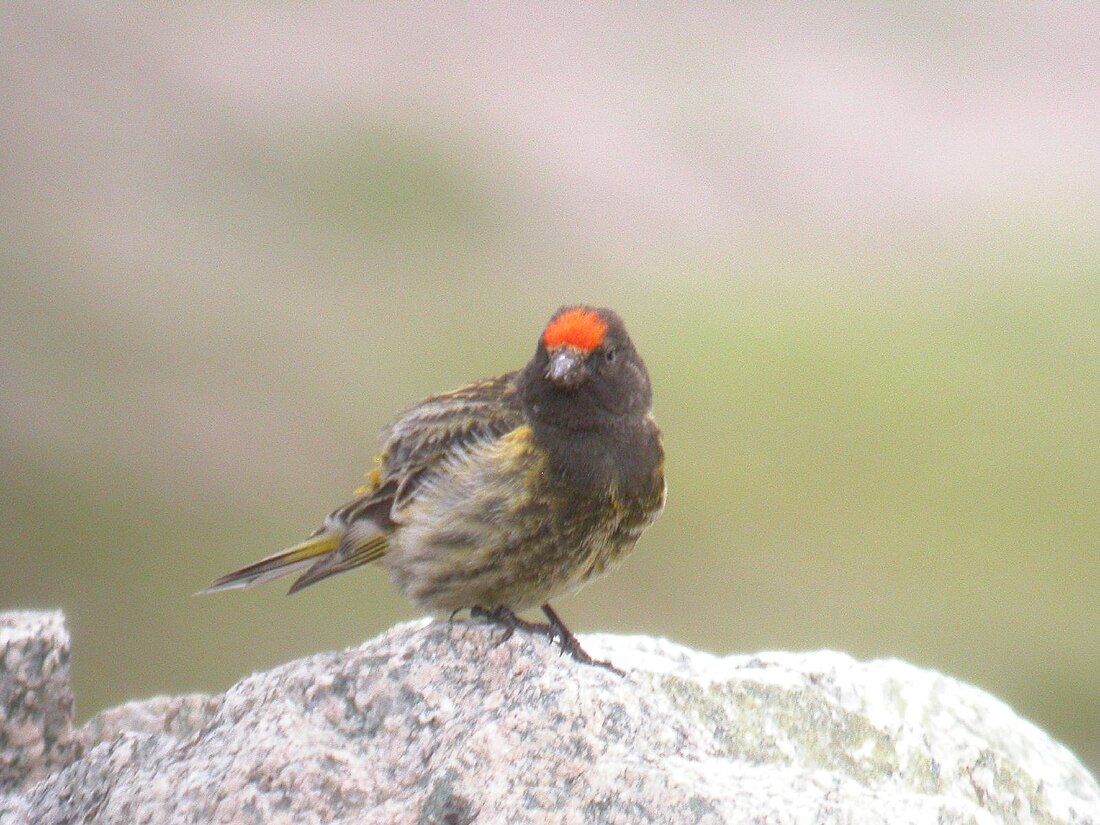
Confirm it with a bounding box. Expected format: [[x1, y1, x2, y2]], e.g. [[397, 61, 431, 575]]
[[470, 606, 551, 646], [444, 607, 468, 641], [541, 604, 624, 676]]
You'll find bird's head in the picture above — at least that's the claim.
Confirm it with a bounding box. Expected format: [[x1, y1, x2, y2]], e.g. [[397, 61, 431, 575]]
[[522, 306, 652, 426]]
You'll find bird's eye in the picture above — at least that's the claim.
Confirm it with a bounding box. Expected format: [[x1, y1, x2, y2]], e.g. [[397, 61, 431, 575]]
[[604, 346, 616, 363]]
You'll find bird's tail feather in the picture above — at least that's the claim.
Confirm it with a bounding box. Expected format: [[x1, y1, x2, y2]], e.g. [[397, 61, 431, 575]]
[[195, 532, 342, 595], [286, 530, 388, 594]]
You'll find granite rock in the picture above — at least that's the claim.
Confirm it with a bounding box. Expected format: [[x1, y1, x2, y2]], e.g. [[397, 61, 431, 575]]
[[1, 611, 1097, 824], [0, 612, 79, 794]]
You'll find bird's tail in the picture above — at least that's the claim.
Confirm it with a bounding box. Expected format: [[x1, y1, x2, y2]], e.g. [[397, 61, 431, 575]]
[[197, 490, 394, 596], [195, 532, 342, 595]]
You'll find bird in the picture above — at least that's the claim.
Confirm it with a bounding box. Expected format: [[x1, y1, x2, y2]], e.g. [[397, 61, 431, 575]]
[[199, 305, 665, 669]]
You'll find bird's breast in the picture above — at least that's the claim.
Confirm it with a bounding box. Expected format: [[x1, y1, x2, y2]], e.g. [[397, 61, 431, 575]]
[[534, 416, 664, 512]]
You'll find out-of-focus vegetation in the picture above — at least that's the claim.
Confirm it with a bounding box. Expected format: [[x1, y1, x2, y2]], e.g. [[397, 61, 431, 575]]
[[3, 6, 1098, 774]]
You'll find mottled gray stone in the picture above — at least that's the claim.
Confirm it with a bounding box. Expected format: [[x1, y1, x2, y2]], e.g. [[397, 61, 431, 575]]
[[0, 611, 79, 794], [1, 611, 1098, 824]]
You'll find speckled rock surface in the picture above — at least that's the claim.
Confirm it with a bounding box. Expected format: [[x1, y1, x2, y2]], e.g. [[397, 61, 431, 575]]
[[1, 611, 1098, 824], [0, 611, 79, 794]]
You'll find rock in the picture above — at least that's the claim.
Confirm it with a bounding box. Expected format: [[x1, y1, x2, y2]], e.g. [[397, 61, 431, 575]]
[[0, 611, 79, 794], [1, 611, 1098, 824]]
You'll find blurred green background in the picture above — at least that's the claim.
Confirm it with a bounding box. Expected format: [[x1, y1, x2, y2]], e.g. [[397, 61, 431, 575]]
[[3, 6, 1098, 774]]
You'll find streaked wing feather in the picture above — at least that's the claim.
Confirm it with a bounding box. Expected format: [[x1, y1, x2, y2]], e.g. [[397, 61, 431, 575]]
[[379, 373, 521, 511], [284, 372, 520, 595]]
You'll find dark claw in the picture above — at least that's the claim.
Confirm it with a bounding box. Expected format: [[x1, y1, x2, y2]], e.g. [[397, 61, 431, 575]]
[[464, 605, 623, 675], [470, 605, 549, 647], [541, 604, 624, 676]]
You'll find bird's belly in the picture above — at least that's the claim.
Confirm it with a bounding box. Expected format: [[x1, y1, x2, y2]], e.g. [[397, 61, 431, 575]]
[[382, 487, 634, 614]]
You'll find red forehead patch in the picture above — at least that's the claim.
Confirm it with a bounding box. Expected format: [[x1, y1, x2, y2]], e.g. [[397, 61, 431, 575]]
[[543, 308, 608, 352]]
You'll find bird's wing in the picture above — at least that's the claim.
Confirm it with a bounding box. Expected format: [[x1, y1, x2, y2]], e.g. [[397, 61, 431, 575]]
[[201, 375, 523, 596], [281, 373, 521, 592], [373, 372, 523, 518]]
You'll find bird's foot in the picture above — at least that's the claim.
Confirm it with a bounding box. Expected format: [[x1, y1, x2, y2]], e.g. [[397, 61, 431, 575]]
[[470, 605, 552, 647], [541, 604, 624, 676]]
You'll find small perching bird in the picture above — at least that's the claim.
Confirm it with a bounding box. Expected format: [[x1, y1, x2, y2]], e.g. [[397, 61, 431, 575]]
[[199, 305, 665, 669]]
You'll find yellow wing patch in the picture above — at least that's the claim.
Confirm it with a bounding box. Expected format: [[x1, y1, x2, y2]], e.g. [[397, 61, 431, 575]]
[[353, 464, 383, 497], [496, 424, 534, 457]]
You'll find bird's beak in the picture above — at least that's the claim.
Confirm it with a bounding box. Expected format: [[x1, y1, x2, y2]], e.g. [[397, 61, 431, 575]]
[[546, 346, 587, 388]]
